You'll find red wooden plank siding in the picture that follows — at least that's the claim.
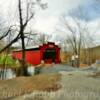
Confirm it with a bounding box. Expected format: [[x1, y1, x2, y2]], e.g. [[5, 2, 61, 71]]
[[12, 42, 61, 66]]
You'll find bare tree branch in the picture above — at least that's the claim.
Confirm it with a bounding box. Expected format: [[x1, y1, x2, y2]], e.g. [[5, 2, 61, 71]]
[[0, 29, 11, 40], [0, 33, 20, 53]]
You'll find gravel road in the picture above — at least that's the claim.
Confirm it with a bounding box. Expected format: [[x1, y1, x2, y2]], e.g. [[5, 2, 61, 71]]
[[12, 65, 100, 100]]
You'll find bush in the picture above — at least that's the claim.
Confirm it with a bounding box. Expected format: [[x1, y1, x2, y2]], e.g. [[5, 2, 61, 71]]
[[34, 67, 42, 75], [0, 54, 16, 68]]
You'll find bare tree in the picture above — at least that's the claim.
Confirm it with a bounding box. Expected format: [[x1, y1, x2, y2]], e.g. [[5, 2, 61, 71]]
[[33, 33, 52, 45], [25, 32, 52, 46], [0, 0, 47, 75], [58, 15, 95, 67]]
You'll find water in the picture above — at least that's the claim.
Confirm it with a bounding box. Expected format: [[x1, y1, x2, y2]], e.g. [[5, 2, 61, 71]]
[[27, 66, 35, 75], [40, 64, 78, 74], [0, 68, 16, 80]]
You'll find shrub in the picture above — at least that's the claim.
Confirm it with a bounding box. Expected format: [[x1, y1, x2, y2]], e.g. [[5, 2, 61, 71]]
[[0, 54, 16, 68]]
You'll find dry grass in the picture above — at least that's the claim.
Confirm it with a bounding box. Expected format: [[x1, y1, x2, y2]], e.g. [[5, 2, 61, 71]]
[[0, 74, 61, 99], [79, 63, 89, 68], [60, 52, 70, 63], [88, 72, 100, 78]]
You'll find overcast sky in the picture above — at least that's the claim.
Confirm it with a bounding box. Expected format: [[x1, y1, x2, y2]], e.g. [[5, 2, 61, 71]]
[[0, 0, 100, 46]]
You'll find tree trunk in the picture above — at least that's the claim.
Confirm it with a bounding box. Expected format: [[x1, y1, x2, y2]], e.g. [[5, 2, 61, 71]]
[[77, 54, 80, 68], [20, 32, 28, 76], [18, 0, 27, 76]]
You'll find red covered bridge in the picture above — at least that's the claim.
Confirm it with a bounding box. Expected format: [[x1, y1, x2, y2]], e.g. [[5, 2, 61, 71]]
[[12, 42, 61, 65]]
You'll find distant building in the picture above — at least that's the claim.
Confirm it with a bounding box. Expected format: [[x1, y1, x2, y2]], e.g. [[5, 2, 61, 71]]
[[80, 45, 100, 65]]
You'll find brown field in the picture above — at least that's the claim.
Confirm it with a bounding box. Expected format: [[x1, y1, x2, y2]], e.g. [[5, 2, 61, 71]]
[[0, 74, 61, 99]]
